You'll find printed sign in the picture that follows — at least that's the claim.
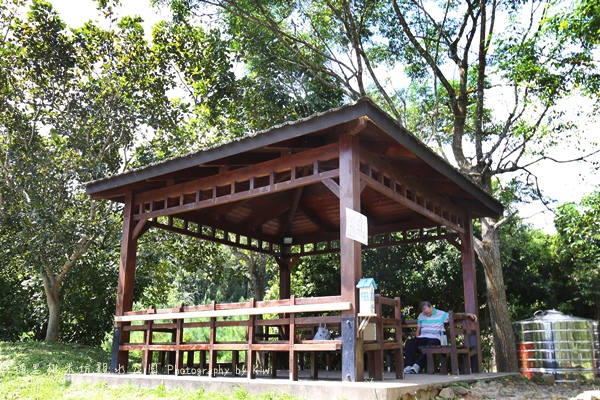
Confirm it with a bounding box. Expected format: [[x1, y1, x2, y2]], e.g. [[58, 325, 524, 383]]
[[345, 207, 368, 245]]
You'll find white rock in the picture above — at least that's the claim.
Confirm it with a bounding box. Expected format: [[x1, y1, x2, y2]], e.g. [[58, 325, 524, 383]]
[[574, 390, 600, 400]]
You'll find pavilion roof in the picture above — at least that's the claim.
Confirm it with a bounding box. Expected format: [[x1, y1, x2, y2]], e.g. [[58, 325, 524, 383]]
[[86, 98, 502, 253]]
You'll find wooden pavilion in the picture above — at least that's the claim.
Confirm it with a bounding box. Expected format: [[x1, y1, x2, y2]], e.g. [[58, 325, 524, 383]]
[[86, 98, 503, 382]]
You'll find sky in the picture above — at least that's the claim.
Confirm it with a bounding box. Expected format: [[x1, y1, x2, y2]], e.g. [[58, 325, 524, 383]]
[[48, 0, 599, 233], [50, 0, 166, 29]]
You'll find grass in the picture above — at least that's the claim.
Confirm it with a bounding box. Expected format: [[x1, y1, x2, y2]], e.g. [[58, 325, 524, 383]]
[[0, 341, 303, 400]]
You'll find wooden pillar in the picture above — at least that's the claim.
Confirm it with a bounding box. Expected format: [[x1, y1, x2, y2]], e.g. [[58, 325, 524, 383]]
[[276, 249, 298, 370], [288, 301, 298, 381], [247, 298, 256, 379], [111, 191, 138, 373], [460, 215, 481, 373], [339, 133, 363, 382]]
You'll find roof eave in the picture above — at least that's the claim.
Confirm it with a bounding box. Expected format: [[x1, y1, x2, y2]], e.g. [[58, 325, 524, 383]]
[[86, 98, 504, 219]]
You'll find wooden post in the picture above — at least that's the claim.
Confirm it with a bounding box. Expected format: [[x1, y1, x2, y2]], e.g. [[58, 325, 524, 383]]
[[209, 300, 217, 378], [288, 296, 298, 381], [276, 251, 295, 371], [174, 316, 184, 376], [339, 133, 363, 382], [394, 297, 403, 378], [111, 191, 138, 373], [142, 319, 153, 375], [372, 294, 384, 380], [460, 216, 481, 373], [247, 298, 256, 379]]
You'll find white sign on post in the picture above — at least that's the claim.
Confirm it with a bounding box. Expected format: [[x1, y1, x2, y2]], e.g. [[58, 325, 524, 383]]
[[345, 207, 368, 245]]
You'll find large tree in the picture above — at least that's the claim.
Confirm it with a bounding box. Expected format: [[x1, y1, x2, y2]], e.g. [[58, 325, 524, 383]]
[[0, 0, 179, 342], [155, 0, 600, 371]]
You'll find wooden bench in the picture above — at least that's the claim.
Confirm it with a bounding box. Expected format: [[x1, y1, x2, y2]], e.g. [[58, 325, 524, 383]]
[[417, 311, 478, 375]]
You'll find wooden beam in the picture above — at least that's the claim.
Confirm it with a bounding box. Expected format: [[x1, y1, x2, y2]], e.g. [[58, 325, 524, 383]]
[[205, 199, 253, 221], [276, 249, 294, 301], [365, 232, 460, 250], [116, 192, 137, 316], [132, 220, 151, 240], [112, 191, 138, 373], [297, 204, 337, 233], [280, 186, 303, 236], [146, 220, 277, 257], [345, 116, 368, 136], [135, 169, 339, 221], [243, 197, 292, 230], [321, 178, 340, 198], [134, 143, 339, 206]]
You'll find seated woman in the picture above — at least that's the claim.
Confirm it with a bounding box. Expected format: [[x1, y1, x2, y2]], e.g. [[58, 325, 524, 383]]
[[404, 301, 477, 374]]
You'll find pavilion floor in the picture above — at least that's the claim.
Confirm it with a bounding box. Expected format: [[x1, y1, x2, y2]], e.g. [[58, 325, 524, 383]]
[[65, 370, 518, 400]]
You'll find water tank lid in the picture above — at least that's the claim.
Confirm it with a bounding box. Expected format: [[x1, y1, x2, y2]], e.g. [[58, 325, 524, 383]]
[[516, 309, 595, 323]]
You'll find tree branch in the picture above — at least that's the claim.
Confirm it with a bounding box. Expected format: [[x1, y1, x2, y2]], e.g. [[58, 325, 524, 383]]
[[492, 210, 518, 232], [213, 0, 362, 99], [55, 234, 95, 289]]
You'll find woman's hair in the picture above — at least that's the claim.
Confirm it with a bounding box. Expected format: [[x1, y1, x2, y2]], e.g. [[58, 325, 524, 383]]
[[420, 301, 432, 311]]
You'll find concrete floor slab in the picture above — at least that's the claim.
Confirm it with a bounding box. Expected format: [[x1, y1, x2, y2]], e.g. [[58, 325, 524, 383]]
[[65, 370, 518, 400]]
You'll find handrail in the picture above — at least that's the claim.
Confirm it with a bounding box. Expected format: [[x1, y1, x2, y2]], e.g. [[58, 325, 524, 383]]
[[115, 301, 352, 322]]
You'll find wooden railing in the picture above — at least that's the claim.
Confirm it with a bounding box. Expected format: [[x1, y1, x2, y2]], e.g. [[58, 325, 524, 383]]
[[114, 295, 404, 381]]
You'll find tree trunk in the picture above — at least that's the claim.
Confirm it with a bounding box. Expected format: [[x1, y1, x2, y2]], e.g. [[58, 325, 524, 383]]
[[474, 216, 519, 372], [248, 253, 267, 302], [39, 235, 94, 342], [234, 249, 267, 301], [42, 272, 61, 342]]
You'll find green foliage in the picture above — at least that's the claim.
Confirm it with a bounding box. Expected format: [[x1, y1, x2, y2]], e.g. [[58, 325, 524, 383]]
[[543, 0, 600, 95], [135, 3, 346, 165], [0, 266, 38, 341], [149, 20, 240, 148], [499, 190, 600, 322], [500, 219, 572, 320], [290, 254, 340, 299], [0, 0, 180, 343], [59, 244, 120, 346], [362, 241, 477, 318], [553, 189, 600, 318]]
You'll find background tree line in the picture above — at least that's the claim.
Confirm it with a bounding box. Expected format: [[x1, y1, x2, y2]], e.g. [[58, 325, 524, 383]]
[[0, 0, 598, 373]]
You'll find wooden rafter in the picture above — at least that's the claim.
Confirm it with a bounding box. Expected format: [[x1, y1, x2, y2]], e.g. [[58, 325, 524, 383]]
[[297, 204, 337, 233], [280, 186, 303, 236], [242, 198, 292, 230], [147, 218, 278, 256], [359, 148, 467, 234]]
